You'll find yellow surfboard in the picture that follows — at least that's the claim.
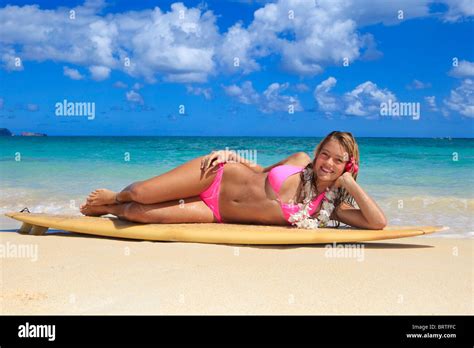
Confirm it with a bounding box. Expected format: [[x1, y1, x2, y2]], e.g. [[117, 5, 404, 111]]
[[4, 212, 447, 245]]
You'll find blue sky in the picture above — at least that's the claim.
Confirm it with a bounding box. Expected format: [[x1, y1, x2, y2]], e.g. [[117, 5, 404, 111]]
[[0, 0, 473, 137]]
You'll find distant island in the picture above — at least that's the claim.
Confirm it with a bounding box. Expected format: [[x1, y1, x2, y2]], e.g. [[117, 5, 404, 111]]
[[0, 128, 47, 136], [19, 131, 48, 136], [0, 128, 12, 136]]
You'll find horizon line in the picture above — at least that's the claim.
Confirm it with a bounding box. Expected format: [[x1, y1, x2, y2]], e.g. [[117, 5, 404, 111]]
[[1, 135, 473, 139]]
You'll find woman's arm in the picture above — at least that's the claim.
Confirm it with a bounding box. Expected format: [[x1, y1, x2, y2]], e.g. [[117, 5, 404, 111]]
[[201, 150, 311, 174], [201, 150, 263, 171], [247, 152, 311, 173], [331, 173, 387, 230]]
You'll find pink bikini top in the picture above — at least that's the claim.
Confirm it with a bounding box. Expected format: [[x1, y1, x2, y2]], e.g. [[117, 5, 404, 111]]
[[268, 164, 326, 223]]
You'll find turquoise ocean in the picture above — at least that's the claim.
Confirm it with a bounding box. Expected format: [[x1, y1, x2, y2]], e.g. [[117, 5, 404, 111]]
[[1, 136, 473, 238]]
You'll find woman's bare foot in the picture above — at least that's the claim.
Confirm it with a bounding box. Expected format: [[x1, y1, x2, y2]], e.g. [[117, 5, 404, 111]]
[[80, 203, 110, 217], [86, 188, 117, 206]]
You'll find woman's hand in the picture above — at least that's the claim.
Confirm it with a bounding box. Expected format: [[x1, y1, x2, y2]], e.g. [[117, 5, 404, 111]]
[[332, 172, 354, 189], [200, 150, 237, 171], [329, 171, 388, 229]]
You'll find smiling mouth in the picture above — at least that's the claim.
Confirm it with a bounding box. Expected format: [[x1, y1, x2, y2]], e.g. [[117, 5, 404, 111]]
[[320, 167, 334, 174]]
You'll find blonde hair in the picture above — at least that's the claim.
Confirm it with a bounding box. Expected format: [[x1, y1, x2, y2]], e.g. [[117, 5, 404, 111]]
[[298, 131, 360, 228]]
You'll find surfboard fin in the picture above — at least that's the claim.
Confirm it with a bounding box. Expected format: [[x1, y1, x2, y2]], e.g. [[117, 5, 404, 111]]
[[30, 225, 49, 236], [18, 223, 33, 234]]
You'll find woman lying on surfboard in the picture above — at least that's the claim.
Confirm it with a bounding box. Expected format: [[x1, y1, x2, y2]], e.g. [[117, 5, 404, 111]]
[[80, 131, 387, 229]]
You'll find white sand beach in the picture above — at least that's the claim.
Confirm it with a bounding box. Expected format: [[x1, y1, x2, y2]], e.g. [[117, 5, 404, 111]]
[[1, 216, 472, 315]]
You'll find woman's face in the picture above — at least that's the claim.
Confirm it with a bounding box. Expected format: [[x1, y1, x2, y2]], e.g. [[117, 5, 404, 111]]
[[313, 139, 348, 182]]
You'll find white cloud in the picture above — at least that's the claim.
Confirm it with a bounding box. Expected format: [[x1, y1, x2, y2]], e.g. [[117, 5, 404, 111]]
[[261, 82, 303, 113], [0, 46, 24, 71], [223, 81, 260, 105], [0, 0, 471, 83], [218, 22, 260, 74], [113, 81, 128, 88], [449, 60, 474, 78], [313, 77, 397, 118], [89, 65, 111, 81], [359, 33, 383, 61], [26, 103, 39, 111], [164, 72, 210, 84], [220, 0, 367, 76], [186, 85, 212, 100], [318, 0, 469, 26], [314, 77, 338, 115], [0, 4, 114, 71], [0, 2, 219, 83], [424, 96, 438, 111], [119, 3, 219, 83], [441, 108, 450, 118], [443, 79, 474, 118], [407, 79, 431, 89], [442, 0, 474, 22], [132, 83, 143, 90], [344, 81, 397, 117], [218, 0, 456, 76], [223, 81, 302, 113], [126, 90, 144, 105], [334, 0, 431, 26], [63, 66, 84, 80], [294, 83, 309, 92]]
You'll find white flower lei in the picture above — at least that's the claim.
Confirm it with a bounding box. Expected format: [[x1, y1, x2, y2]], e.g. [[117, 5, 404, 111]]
[[287, 166, 339, 229]]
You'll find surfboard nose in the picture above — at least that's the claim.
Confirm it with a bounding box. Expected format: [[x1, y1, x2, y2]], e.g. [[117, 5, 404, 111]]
[[4, 212, 18, 218]]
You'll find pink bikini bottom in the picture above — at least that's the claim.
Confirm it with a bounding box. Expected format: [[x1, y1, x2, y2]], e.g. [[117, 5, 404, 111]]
[[199, 162, 225, 222]]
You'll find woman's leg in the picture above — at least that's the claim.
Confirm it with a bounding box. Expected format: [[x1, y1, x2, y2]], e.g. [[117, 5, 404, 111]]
[[86, 156, 222, 205], [80, 196, 218, 223]]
